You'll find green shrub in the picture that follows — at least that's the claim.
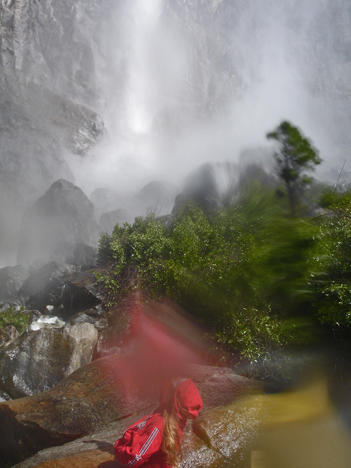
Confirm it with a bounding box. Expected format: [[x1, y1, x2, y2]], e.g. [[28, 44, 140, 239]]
[[0, 306, 29, 334], [314, 190, 351, 327], [97, 185, 321, 360]]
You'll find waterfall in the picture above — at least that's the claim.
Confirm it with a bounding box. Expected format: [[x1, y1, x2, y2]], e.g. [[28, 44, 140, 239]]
[[125, 0, 163, 134]]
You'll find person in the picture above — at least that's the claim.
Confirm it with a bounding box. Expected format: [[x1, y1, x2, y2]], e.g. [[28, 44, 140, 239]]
[[114, 377, 203, 467]]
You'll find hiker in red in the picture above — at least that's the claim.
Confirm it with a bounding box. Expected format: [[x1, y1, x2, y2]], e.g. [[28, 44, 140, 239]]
[[114, 378, 203, 467]]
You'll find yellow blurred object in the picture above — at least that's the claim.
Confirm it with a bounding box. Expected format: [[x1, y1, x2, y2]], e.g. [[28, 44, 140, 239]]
[[263, 377, 331, 425], [251, 450, 266, 468], [247, 377, 351, 468]]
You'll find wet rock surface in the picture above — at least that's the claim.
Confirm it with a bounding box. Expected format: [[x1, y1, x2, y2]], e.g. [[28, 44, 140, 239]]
[[17, 262, 69, 310], [60, 269, 102, 317], [186, 364, 256, 409], [0, 322, 98, 400], [0, 354, 160, 468], [68, 308, 107, 329], [92, 317, 132, 360], [0, 324, 19, 346], [0, 259, 108, 406], [16, 262, 102, 317], [12, 376, 351, 468], [5, 363, 258, 468], [7, 414, 147, 468]]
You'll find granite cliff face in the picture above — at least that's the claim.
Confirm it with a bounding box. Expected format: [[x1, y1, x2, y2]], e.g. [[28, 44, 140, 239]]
[[0, 0, 351, 266], [2, 0, 349, 135], [0, 0, 112, 265], [0, 0, 113, 103]]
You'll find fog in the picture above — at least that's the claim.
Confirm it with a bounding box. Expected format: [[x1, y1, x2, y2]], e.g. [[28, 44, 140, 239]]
[[68, 0, 351, 198], [0, 0, 350, 268]]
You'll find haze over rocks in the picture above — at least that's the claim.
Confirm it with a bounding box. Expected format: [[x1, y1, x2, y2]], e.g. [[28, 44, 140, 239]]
[[0, 0, 350, 265], [17, 180, 100, 267]]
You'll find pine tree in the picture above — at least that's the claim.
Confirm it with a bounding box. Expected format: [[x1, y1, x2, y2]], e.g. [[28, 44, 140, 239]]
[[267, 121, 322, 214]]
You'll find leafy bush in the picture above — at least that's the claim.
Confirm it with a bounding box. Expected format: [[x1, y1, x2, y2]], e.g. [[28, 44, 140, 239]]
[[0, 306, 29, 334], [314, 190, 351, 327], [97, 185, 320, 360]]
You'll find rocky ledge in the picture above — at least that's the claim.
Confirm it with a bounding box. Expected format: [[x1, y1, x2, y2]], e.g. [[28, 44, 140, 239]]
[[0, 361, 258, 468]]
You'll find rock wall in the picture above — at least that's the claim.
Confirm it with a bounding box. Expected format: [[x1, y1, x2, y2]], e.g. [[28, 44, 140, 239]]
[[0, 0, 113, 104], [0, 323, 98, 400], [0, 0, 351, 265], [0, 0, 110, 265]]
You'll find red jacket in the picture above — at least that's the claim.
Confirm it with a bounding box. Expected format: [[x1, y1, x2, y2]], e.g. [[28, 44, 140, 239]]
[[114, 378, 203, 468]]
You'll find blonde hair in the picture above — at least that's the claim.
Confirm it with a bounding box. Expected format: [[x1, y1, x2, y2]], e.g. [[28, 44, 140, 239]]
[[161, 408, 181, 467]]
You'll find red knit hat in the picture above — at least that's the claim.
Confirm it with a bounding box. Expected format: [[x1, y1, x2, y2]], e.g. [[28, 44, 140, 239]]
[[173, 378, 203, 420]]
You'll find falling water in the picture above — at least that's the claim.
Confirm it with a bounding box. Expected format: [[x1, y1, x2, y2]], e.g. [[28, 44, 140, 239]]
[[125, 0, 163, 135]]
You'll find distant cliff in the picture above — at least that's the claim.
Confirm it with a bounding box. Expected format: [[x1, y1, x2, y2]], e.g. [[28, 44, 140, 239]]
[[0, 0, 350, 266], [0, 0, 111, 264]]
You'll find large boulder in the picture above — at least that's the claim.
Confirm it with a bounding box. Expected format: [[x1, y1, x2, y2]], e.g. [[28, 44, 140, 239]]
[[17, 262, 102, 317], [17, 262, 69, 312], [62, 323, 99, 377], [60, 269, 103, 317], [0, 354, 161, 468], [2, 363, 257, 468], [10, 374, 351, 468], [93, 325, 130, 360], [17, 180, 100, 266], [0, 323, 98, 400], [63, 244, 98, 270], [0, 403, 261, 468]]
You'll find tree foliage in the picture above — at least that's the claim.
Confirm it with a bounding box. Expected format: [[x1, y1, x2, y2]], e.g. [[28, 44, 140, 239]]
[[267, 121, 322, 214], [313, 190, 351, 328], [97, 186, 319, 360], [96, 137, 351, 364]]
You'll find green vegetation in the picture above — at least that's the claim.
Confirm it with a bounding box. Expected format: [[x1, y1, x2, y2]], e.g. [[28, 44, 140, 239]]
[[96, 123, 351, 364], [313, 190, 351, 327], [97, 184, 322, 360], [0, 306, 29, 334]]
